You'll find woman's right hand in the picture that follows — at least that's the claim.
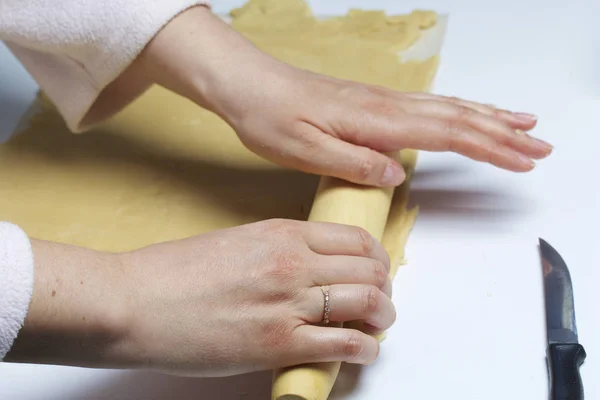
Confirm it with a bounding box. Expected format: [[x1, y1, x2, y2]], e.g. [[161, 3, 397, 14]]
[[118, 218, 395, 377]]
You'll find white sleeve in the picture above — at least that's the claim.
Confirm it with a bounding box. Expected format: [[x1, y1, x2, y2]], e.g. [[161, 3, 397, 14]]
[[0, 0, 211, 132], [0, 223, 34, 361]]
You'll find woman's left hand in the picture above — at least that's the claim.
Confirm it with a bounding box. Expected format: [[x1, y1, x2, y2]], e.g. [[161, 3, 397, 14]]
[[220, 66, 550, 187], [141, 6, 552, 187]]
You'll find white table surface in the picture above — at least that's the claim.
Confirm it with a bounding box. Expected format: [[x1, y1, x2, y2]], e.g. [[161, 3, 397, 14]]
[[1, 1, 598, 399]]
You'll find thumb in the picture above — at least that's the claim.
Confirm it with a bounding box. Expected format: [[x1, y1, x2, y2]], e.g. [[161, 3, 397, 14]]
[[295, 126, 406, 187]]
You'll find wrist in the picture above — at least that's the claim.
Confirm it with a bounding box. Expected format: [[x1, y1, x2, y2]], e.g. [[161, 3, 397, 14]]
[[5, 240, 133, 368], [138, 5, 285, 126]]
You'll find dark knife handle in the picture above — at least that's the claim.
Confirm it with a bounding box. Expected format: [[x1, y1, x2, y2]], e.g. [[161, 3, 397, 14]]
[[548, 343, 586, 400]]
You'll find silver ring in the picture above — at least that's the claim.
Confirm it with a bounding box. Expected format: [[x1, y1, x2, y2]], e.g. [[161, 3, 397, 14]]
[[320, 285, 330, 324]]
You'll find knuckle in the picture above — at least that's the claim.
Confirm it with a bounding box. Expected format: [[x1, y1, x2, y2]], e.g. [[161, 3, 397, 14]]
[[381, 250, 391, 272], [366, 84, 387, 96], [455, 105, 474, 121], [372, 261, 388, 287], [469, 139, 496, 164], [269, 249, 305, 279], [261, 259, 304, 303], [341, 331, 365, 359], [261, 317, 294, 350], [263, 218, 300, 237], [390, 304, 398, 325], [483, 147, 495, 165], [353, 88, 395, 115], [371, 98, 397, 116], [338, 84, 368, 98], [354, 227, 374, 255], [261, 218, 286, 231], [295, 126, 323, 152], [361, 285, 381, 314], [443, 119, 462, 137], [354, 156, 376, 182]]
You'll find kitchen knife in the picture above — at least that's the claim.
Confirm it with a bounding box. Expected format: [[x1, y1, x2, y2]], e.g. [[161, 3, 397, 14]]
[[540, 238, 586, 400]]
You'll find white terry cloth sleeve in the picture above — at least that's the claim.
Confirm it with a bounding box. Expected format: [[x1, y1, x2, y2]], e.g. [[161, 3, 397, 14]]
[[0, 0, 211, 132], [0, 223, 34, 361]]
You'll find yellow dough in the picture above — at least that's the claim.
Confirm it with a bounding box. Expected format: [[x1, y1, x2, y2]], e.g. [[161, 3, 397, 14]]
[[0, 0, 440, 398]]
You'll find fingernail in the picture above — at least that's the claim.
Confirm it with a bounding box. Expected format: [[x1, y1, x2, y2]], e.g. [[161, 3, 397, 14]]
[[381, 162, 405, 186], [515, 129, 553, 153], [533, 136, 553, 151], [534, 136, 553, 147], [513, 112, 538, 122], [518, 153, 536, 168], [536, 141, 554, 158]]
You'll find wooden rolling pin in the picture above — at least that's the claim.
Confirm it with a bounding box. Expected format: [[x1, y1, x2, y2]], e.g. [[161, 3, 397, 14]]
[[271, 156, 399, 400]]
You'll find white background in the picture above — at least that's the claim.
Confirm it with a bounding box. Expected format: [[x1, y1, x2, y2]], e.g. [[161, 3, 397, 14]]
[[1, 0, 599, 399]]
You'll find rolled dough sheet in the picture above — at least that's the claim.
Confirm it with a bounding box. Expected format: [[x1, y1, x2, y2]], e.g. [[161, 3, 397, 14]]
[[0, 0, 443, 279]]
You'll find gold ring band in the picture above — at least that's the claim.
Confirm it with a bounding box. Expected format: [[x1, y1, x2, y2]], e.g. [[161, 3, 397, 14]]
[[320, 285, 330, 324]]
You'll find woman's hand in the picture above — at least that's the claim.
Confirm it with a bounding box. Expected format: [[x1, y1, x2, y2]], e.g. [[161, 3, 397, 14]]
[[120, 219, 394, 376], [7, 220, 396, 376], [220, 67, 549, 186], [140, 6, 552, 187]]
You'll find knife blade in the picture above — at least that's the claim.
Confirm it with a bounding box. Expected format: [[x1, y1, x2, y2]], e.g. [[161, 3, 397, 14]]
[[540, 238, 586, 400]]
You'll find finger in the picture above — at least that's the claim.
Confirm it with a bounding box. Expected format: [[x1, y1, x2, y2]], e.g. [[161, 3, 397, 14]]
[[343, 112, 536, 172], [303, 284, 396, 331], [441, 124, 537, 171], [309, 255, 392, 297], [399, 98, 552, 159], [288, 324, 380, 365], [405, 92, 540, 130], [359, 86, 538, 130], [291, 121, 406, 187], [301, 222, 390, 270]]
